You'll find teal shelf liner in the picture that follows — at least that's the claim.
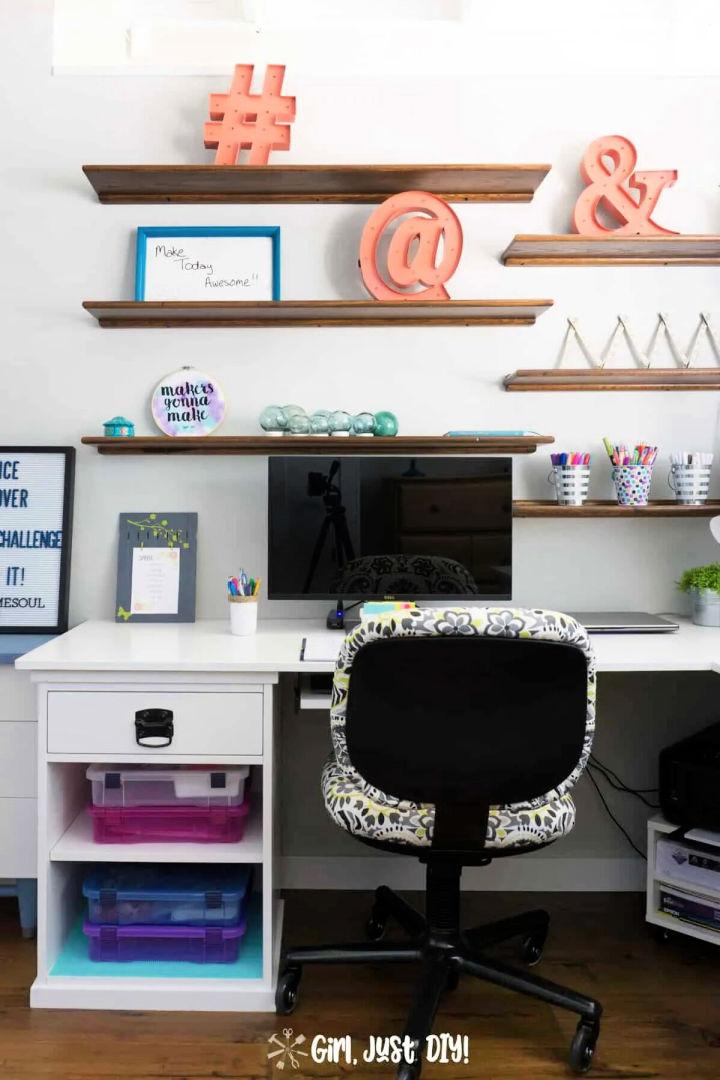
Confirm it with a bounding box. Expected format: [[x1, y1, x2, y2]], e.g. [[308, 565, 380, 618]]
[[50, 895, 262, 980]]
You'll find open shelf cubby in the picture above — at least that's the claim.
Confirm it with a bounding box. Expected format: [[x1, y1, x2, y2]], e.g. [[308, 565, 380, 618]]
[[50, 899, 263, 982], [82, 163, 551, 204]]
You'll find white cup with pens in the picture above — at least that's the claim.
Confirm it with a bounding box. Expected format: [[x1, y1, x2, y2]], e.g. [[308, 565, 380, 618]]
[[228, 571, 260, 636], [548, 452, 591, 506], [668, 452, 713, 505]]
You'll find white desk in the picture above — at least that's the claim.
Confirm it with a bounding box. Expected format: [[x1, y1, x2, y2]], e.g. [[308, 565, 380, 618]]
[[17, 615, 720, 676], [15, 615, 720, 1014]]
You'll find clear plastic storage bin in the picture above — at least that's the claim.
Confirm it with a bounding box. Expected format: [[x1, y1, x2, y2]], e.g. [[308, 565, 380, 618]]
[[83, 918, 248, 963], [88, 798, 251, 844], [83, 865, 252, 926], [87, 765, 250, 808]]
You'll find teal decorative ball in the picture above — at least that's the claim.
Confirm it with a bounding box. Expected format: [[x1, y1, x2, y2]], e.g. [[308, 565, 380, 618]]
[[310, 412, 330, 434], [288, 413, 311, 435], [373, 411, 399, 437], [328, 410, 352, 434], [259, 405, 287, 432], [351, 412, 375, 435]]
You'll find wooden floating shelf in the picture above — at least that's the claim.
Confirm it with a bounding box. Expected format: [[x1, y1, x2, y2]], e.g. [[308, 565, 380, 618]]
[[505, 368, 720, 392], [82, 163, 551, 205], [501, 234, 720, 266], [83, 299, 553, 329], [514, 500, 720, 518], [81, 435, 554, 456]]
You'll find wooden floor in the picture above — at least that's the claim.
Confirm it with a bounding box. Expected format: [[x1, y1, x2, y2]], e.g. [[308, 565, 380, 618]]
[[0, 891, 718, 1079]]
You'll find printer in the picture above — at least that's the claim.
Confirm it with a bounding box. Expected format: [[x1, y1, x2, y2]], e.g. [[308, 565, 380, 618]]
[[660, 720, 720, 829]]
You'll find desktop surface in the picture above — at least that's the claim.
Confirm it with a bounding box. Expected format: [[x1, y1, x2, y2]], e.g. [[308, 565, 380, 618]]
[[14, 615, 718, 677]]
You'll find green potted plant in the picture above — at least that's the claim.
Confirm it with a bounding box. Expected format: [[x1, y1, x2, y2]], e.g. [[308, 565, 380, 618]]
[[677, 563, 720, 625]]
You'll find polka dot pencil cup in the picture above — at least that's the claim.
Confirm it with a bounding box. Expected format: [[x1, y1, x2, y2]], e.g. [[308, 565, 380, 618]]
[[612, 465, 653, 507]]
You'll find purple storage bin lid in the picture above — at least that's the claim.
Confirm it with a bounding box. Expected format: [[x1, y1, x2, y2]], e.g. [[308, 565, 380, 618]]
[[83, 915, 247, 940]]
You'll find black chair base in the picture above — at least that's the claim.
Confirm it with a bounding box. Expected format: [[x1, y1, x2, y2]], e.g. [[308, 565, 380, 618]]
[[277, 873, 603, 1079]]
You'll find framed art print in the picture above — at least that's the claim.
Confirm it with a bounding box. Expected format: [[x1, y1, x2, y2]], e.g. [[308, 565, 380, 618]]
[[116, 512, 198, 623], [0, 446, 75, 634], [134, 226, 281, 302]]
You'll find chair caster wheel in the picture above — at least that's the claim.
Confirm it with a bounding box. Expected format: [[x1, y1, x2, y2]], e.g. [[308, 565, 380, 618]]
[[275, 966, 301, 1015], [396, 1058, 421, 1079], [521, 933, 545, 966], [366, 911, 387, 942], [569, 1019, 599, 1074]]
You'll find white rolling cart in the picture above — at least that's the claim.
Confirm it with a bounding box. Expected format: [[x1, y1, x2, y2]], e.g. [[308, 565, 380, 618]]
[[646, 814, 720, 946]]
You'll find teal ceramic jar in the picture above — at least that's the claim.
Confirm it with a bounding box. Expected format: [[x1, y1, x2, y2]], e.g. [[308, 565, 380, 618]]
[[103, 416, 135, 438]]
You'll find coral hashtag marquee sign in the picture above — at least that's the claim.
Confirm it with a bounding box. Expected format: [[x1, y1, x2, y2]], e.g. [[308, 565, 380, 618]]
[[204, 64, 296, 166], [572, 135, 678, 237], [359, 191, 463, 301]]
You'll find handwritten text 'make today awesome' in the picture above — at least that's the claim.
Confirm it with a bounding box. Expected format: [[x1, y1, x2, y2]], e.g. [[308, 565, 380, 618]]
[[154, 244, 259, 290]]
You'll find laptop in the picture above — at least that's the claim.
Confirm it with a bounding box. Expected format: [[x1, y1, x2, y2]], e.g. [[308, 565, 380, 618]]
[[568, 612, 679, 634]]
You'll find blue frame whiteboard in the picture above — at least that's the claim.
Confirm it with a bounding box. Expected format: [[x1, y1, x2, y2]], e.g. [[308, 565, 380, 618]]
[[134, 226, 281, 302]]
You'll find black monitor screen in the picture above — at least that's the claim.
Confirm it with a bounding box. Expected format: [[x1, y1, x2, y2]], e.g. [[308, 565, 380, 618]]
[[268, 456, 512, 600]]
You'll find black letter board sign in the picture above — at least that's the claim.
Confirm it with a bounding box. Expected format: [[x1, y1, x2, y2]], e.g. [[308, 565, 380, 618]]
[[0, 447, 75, 634]]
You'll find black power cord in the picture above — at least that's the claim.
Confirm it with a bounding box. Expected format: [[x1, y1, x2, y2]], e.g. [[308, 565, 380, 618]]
[[586, 767, 648, 861], [589, 753, 660, 809]]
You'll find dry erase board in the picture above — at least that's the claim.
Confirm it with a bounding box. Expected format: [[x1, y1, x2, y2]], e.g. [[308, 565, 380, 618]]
[[0, 447, 75, 634], [135, 227, 281, 301]]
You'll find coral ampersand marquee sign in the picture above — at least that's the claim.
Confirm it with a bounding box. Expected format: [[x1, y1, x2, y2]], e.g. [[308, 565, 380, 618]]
[[359, 191, 463, 301], [572, 135, 678, 237]]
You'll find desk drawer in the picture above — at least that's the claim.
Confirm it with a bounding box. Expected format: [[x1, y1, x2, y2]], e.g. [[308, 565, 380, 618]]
[[47, 691, 263, 756]]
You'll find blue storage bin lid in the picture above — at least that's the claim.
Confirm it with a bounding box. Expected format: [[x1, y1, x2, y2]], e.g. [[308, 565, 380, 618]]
[[82, 865, 252, 904]]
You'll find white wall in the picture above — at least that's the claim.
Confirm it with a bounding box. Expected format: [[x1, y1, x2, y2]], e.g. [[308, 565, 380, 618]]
[[3, 1, 719, 623], [3, 1, 720, 884]]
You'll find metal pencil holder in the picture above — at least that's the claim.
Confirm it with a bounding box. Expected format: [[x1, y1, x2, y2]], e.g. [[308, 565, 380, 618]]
[[548, 465, 591, 507], [668, 463, 712, 505]]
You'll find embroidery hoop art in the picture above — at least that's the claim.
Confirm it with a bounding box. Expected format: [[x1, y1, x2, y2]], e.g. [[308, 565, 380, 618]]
[[151, 366, 226, 437]]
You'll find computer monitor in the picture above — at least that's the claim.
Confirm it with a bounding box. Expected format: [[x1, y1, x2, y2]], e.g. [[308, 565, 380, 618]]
[[267, 456, 512, 602]]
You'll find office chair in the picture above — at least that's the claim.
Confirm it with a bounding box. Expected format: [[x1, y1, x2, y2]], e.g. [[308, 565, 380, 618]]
[[277, 607, 603, 1078]]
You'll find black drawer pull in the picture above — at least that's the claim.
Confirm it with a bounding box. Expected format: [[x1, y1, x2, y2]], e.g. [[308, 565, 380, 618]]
[[135, 708, 174, 748]]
